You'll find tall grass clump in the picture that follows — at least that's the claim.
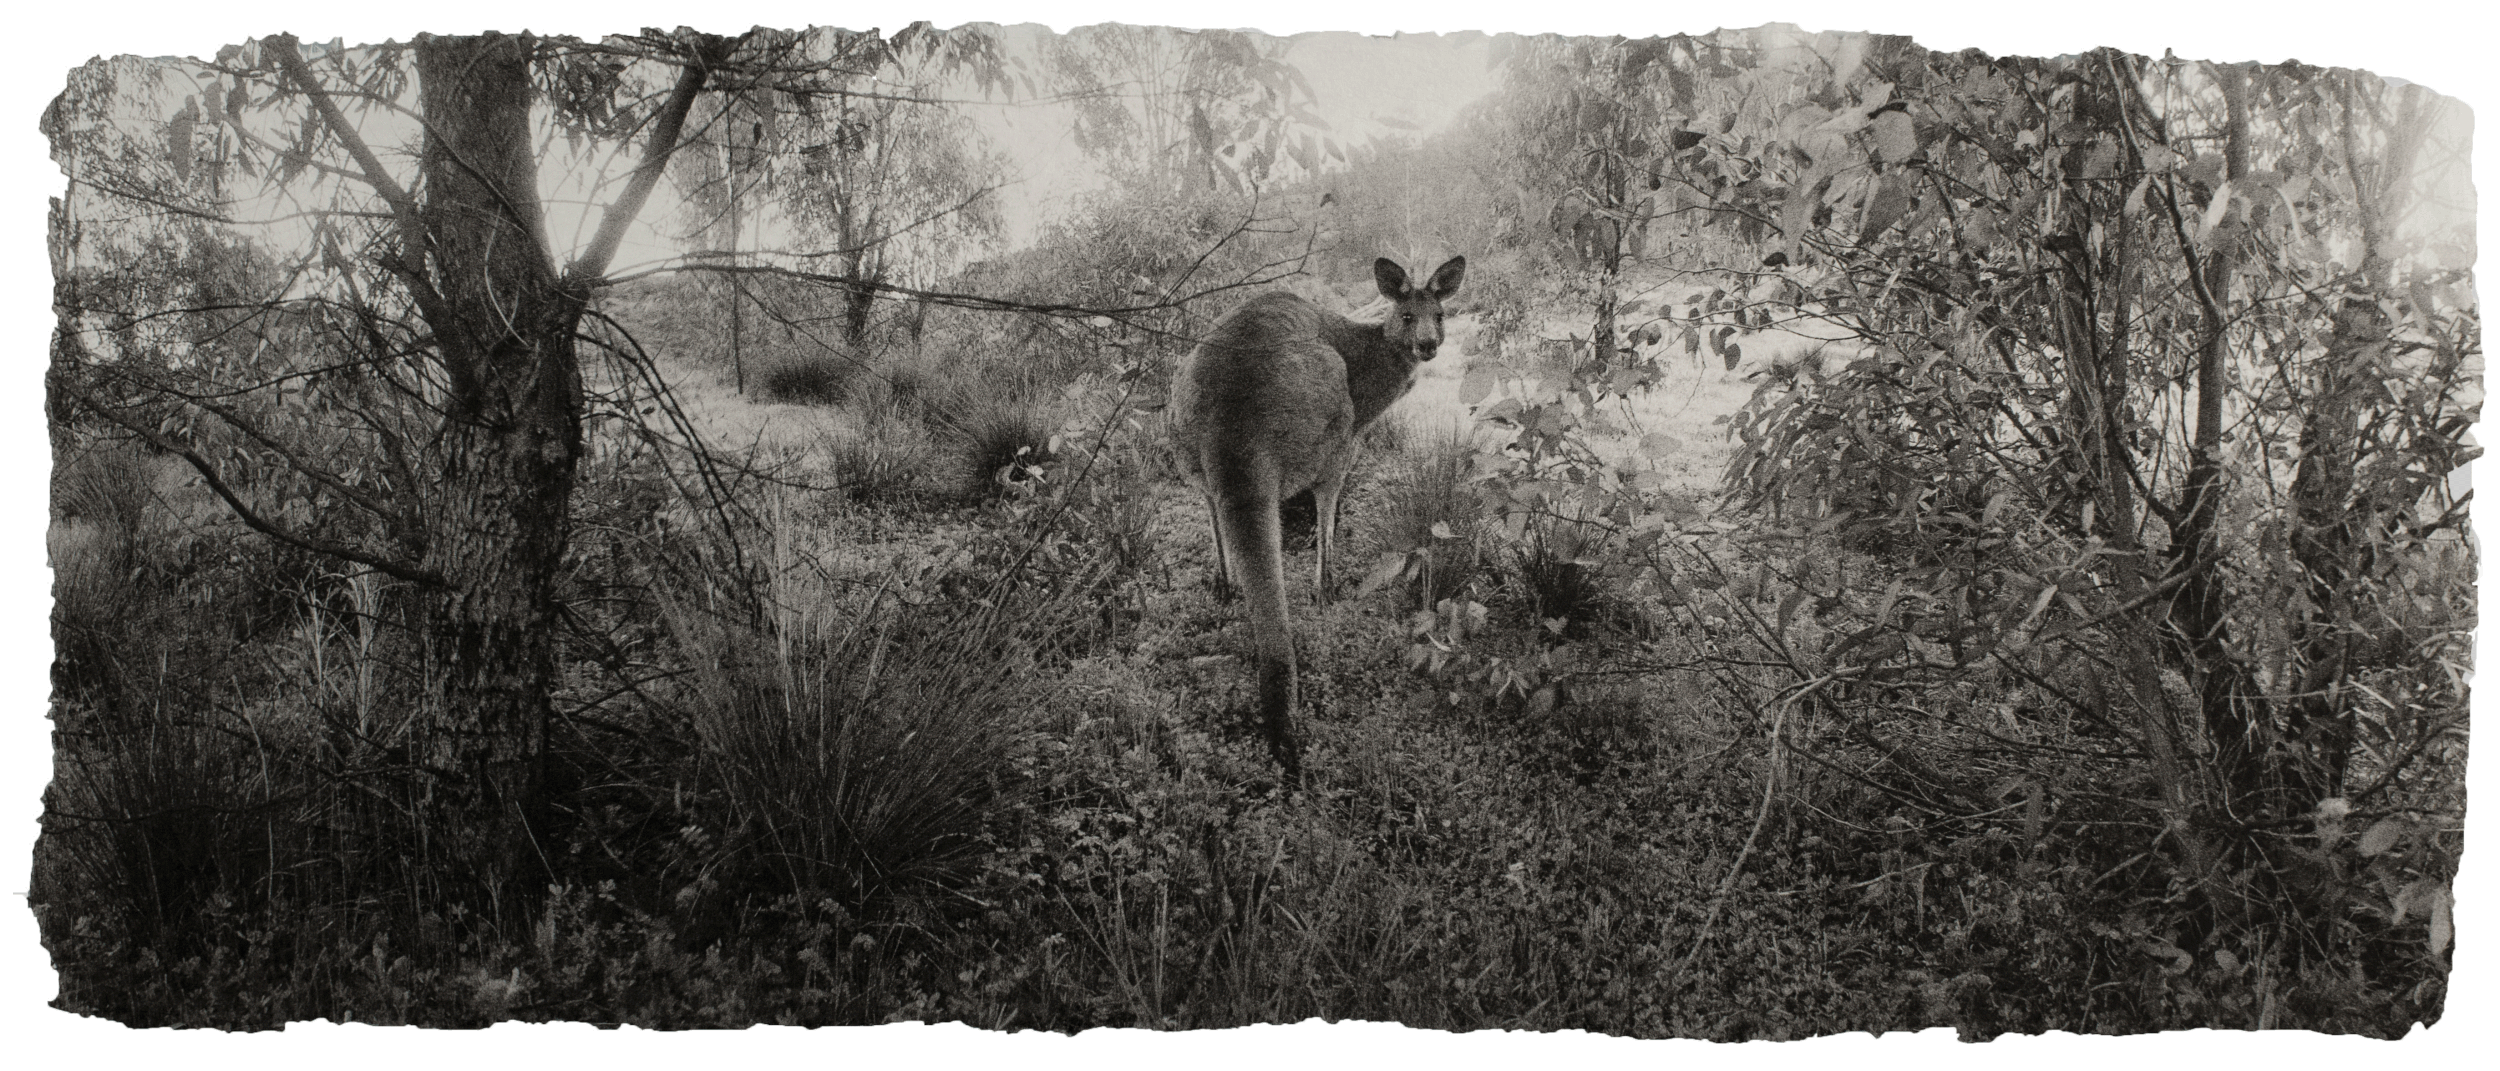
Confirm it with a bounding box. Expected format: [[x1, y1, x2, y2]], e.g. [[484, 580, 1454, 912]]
[[38, 502, 467, 1025], [667, 578, 1036, 914], [41, 699, 270, 957], [821, 409, 937, 504], [936, 390, 1057, 501], [49, 438, 157, 696], [1506, 512, 1610, 637], [752, 348, 857, 406], [52, 435, 156, 530], [852, 351, 944, 420], [1359, 407, 1413, 455], [46, 444, 247, 970], [1370, 422, 1485, 609]]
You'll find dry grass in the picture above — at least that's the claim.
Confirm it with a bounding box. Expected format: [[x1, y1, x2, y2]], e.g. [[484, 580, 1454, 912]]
[[1367, 419, 1486, 609]]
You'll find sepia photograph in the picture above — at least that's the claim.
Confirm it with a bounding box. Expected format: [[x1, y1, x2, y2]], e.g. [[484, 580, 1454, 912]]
[[9, 0, 2486, 1056]]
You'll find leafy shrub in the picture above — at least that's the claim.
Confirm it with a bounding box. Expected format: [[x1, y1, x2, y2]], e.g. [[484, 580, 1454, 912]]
[[1521, 678, 1660, 779], [1054, 445, 1159, 580]]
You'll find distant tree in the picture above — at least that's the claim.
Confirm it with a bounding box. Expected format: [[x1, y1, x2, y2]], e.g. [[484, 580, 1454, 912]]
[[783, 73, 1009, 343], [668, 26, 1013, 348], [1050, 24, 1340, 195], [1489, 34, 1676, 367], [1494, 30, 1940, 372]]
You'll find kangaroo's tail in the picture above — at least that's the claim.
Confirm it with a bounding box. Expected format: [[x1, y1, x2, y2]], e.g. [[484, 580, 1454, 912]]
[[1211, 456, 1302, 783]]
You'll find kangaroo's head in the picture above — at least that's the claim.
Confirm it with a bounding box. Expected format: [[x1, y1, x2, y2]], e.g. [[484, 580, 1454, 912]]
[[1374, 256, 1467, 363]]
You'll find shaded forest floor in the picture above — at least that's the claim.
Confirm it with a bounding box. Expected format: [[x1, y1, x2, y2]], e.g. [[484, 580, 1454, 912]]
[[39, 282, 2451, 1038]]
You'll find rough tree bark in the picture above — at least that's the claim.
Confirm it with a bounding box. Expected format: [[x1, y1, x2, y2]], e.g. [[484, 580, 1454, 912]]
[[407, 33, 580, 906], [265, 30, 715, 916]]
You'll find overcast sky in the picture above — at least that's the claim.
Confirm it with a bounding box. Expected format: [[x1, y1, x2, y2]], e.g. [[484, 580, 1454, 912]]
[[814, 26, 1501, 255]]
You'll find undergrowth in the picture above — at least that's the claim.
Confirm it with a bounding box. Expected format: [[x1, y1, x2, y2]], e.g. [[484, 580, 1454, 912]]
[[38, 260, 2458, 1042]]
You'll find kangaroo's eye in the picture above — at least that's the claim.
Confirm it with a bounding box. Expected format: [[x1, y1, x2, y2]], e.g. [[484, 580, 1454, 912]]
[[1403, 314, 1417, 326]]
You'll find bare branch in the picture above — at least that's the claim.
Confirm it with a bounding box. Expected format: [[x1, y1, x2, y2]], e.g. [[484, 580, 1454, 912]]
[[268, 35, 417, 234], [681, 183, 1007, 262], [266, 33, 453, 327], [566, 40, 718, 286], [650, 261, 1303, 347]]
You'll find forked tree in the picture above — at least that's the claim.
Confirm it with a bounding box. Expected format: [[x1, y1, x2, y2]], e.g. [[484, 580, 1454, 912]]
[[47, 26, 1009, 921]]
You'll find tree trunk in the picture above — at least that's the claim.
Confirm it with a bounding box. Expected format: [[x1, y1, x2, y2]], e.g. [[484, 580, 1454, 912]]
[[411, 33, 583, 916], [2280, 74, 2434, 806], [842, 271, 878, 343], [1590, 263, 1619, 372], [2163, 62, 2277, 812], [2050, 140, 2214, 888], [728, 127, 745, 393], [1589, 155, 1625, 371]]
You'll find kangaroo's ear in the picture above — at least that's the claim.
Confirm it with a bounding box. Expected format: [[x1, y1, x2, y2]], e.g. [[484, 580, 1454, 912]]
[[1427, 256, 1467, 299], [1373, 258, 1410, 299]]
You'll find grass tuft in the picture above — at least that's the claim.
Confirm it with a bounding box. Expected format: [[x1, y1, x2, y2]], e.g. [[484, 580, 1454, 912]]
[[669, 578, 1034, 915], [1507, 514, 1608, 637], [822, 409, 937, 504], [939, 391, 1057, 501], [753, 349, 856, 406], [1372, 422, 1485, 608]]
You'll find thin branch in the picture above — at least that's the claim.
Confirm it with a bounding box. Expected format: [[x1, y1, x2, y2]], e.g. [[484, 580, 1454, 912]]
[[268, 35, 418, 229], [1673, 676, 1821, 978], [266, 33, 452, 327], [61, 377, 441, 585], [566, 39, 719, 286], [138, 375, 404, 524], [655, 261, 1297, 343], [685, 182, 1007, 262]]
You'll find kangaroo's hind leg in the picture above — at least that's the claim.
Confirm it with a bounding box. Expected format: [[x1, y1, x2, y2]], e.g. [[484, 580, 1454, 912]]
[[1310, 467, 1348, 604], [1210, 459, 1303, 782], [1202, 489, 1234, 600]]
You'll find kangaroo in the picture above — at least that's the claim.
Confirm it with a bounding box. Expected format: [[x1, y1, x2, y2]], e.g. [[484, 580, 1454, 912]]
[[1168, 256, 1467, 781]]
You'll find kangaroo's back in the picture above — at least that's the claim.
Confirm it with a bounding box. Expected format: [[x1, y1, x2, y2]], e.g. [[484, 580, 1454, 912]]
[[1169, 292, 1358, 496], [1167, 257, 1467, 783]]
